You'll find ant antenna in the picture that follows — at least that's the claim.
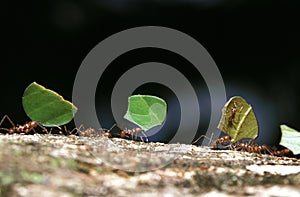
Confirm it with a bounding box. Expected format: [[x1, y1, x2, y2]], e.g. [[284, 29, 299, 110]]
[[0, 115, 16, 129], [192, 133, 214, 146]]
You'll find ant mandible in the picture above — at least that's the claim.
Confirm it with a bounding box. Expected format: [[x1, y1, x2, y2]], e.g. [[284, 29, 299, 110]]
[[0, 115, 46, 134], [103, 123, 149, 142]]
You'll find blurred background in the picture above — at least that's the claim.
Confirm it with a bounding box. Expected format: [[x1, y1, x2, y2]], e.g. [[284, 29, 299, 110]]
[[4, 0, 300, 145]]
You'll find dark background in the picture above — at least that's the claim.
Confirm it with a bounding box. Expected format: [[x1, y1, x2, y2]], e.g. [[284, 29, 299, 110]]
[[4, 0, 300, 145]]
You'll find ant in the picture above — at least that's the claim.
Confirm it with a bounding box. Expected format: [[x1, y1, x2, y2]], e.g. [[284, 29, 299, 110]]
[[235, 141, 273, 155], [228, 108, 237, 126], [103, 124, 149, 142], [74, 125, 100, 137], [213, 136, 272, 155], [79, 128, 98, 137], [227, 102, 243, 127], [212, 136, 294, 157], [0, 115, 47, 134]]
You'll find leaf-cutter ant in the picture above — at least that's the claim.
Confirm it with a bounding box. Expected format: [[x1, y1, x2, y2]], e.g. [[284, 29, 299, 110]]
[[227, 102, 243, 128], [0, 115, 47, 134], [103, 123, 149, 142], [212, 135, 294, 157], [234, 141, 273, 155]]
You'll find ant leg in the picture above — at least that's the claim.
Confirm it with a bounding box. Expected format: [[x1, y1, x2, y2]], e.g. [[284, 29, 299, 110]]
[[261, 145, 273, 155], [64, 125, 73, 135], [60, 125, 69, 135], [228, 141, 237, 150], [134, 131, 138, 141], [141, 131, 149, 142], [234, 142, 250, 152], [62, 125, 79, 135], [130, 129, 136, 141], [30, 122, 48, 135], [139, 135, 144, 142], [69, 124, 84, 135], [38, 123, 48, 134], [131, 128, 148, 142]]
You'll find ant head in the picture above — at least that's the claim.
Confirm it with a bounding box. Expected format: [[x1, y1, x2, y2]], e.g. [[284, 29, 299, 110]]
[[9, 129, 14, 134], [120, 131, 127, 138], [30, 121, 39, 127], [104, 132, 112, 138]]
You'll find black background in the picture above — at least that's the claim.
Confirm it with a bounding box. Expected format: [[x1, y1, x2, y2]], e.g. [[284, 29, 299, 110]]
[[4, 0, 300, 145]]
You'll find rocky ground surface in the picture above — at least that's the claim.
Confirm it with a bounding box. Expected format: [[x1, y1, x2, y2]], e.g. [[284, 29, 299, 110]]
[[0, 133, 300, 197]]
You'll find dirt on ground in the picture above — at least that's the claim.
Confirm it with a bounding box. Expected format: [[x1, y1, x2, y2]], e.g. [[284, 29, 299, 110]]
[[0, 133, 300, 197]]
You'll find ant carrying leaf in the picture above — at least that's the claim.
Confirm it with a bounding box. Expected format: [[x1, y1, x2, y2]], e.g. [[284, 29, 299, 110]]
[[213, 96, 294, 157], [0, 82, 77, 137], [22, 82, 77, 127], [217, 96, 258, 142]]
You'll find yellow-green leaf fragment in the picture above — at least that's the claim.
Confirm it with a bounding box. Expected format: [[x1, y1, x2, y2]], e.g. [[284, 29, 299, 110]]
[[124, 95, 167, 131], [280, 125, 300, 155], [22, 82, 77, 127], [217, 96, 258, 142]]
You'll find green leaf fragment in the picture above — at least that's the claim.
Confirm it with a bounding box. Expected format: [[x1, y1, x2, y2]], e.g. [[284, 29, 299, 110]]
[[22, 82, 77, 127], [124, 95, 167, 131], [217, 96, 258, 142], [280, 125, 300, 155]]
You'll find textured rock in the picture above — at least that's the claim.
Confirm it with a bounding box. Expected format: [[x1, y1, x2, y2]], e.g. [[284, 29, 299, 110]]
[[0, 134, 299, 197]]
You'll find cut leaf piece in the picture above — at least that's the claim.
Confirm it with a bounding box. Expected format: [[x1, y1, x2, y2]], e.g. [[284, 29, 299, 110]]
[[217, 96, 258, 142], [280, 125, 300, 155], [22, 82, 77, 127], [124, 95, 167, 131]]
